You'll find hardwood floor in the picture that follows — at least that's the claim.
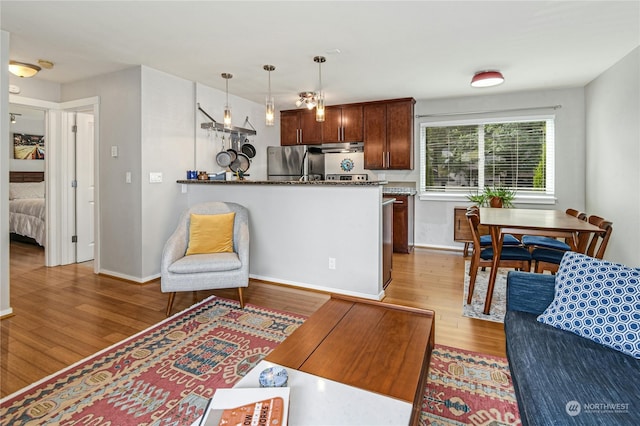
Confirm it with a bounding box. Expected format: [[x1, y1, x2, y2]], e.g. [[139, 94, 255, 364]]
[[1, 241, 506, 398]]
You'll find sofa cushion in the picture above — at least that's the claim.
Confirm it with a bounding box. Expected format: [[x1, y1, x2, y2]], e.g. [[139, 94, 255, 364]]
[[537, 252, 640, 359], [168, 252, 241, 274], [506, 310, 640, 426]]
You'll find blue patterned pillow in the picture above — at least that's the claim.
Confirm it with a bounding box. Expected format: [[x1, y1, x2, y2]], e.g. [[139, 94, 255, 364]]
[[537, 252, 640, 359]]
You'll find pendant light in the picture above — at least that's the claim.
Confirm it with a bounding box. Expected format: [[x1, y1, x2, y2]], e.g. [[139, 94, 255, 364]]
[[314, 56, 326, 122], [263, 65, 276, 127], [221, 73, 233, 129]]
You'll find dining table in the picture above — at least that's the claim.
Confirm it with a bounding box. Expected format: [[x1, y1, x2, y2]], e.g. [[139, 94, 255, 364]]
[[479, 207, 603, 315]]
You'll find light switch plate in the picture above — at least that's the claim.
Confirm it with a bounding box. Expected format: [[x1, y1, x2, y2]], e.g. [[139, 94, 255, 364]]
[[149, 172, 163, 183], [111, 145, 118, 157]]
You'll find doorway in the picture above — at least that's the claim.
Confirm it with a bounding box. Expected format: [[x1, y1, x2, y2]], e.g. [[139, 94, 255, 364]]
[[9, 95, 99, 269]]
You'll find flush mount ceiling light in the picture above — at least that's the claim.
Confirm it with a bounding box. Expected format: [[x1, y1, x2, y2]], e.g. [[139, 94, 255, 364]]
[[295, 91, 317, 110], [9, 60, 41, 78], [264, 65, 276, 127], [221, 72, 233, 130], [314, 56, 326, 122], [471, 70, 504, 88]]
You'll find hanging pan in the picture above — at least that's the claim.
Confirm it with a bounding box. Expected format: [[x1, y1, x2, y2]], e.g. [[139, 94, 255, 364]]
[[241, 141, 256, 158], [229, 152, 251, 173]]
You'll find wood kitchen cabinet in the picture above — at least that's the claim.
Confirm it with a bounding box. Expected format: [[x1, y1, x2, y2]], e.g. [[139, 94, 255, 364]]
[[323, 105, 363, 143], [392, 195, 415, 253], [364, 98, 415, 170], [280, 109, 323, 145]]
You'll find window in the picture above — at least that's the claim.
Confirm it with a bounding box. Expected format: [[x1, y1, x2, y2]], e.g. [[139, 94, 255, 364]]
[[420, 116, 555, 197]]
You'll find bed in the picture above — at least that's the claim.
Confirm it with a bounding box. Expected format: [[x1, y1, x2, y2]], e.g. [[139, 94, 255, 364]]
[[9, 171, 46, 246]]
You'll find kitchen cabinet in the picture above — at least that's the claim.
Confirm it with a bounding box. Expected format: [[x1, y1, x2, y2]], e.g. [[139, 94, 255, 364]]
[[280, 110, 323, 145], [453, 206, 489, 256], [323, 105, 363, 143], [392, 195, 415, 253], [364, 98, 415, 170]]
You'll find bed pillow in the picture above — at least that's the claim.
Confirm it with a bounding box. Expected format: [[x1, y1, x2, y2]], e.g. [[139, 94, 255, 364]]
[[537, 252, 640, 359], [185, 212, 235, 255], [9, 181, 45, 199]]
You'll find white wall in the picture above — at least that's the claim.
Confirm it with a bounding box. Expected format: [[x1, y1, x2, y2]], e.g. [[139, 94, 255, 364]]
[[140, 67, 194, 279], [62, 67, 143, 279], [1, 30, 11, 316], [585, 47, 640, 267], [60, 67, 279, 281], [379, 88, 587, 250], [8, 74, 60, 102]]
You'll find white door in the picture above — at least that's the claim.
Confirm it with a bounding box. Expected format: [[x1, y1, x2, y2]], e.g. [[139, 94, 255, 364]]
[[75, 112, 95, 262]]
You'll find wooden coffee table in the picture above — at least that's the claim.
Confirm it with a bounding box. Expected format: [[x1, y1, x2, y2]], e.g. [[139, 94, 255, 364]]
[[266, 295, 435, 426]]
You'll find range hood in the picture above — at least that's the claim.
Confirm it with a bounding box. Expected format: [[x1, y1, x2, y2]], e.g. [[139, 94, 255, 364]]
[[308, 142, 363, 153]]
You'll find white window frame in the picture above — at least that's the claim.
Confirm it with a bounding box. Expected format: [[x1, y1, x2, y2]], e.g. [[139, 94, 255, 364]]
[[419, 115, 556, 205]]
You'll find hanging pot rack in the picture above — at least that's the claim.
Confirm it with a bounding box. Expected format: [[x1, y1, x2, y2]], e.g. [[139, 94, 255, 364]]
[[198, 103, 257, 136]]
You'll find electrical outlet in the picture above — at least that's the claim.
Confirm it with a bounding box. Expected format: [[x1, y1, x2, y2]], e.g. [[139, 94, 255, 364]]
[[328, 257, 336, 270]]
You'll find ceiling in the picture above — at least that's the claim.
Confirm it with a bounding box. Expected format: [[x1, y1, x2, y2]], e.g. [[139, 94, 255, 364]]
[[2, 1, 639, 108]]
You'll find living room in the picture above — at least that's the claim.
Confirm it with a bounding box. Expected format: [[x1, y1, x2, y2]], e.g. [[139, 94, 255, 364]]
[[1, 2, 639, 425]]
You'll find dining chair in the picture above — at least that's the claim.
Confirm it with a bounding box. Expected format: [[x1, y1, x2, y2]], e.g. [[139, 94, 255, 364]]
[[522, 208, 587, 252], [466, 211, 532, 305], [533, 215, 613, 274]]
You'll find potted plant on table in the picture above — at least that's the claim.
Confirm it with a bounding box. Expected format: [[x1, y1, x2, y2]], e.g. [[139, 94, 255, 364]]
[[467, 185, 516, 208]]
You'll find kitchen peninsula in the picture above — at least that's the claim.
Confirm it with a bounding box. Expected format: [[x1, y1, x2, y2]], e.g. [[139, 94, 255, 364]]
[[177, 179, 389, 299]]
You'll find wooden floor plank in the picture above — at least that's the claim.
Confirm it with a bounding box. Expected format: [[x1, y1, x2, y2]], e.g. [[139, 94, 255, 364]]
[[1, 241, 507, 398]]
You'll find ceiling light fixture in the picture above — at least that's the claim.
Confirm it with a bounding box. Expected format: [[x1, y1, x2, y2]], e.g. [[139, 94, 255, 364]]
[[263, 65, 276, 127], [314, 56, 326, 122], [221, 73, 233, 130], [10, 113, 21, 123], [9, 60, 41, 78], [295, 91, 317, 110], [471, 70, 504, 88]]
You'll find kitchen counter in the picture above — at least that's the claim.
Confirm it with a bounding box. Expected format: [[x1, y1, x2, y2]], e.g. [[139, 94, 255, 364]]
[[177, 179, 387, 186]]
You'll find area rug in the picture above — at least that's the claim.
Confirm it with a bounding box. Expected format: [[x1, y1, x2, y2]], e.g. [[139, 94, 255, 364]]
[[462, 260, 509, 323], [0, 296, 305, 425], [421, 345, 521, 426]]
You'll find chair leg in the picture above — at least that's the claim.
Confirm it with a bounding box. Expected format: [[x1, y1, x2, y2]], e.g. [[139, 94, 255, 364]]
[[166, 292, 176, 317], [238, 287, 245, 309], [467, 266, 479, 305]]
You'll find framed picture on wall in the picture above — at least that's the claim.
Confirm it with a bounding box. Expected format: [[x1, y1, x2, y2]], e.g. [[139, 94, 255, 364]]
[[13, 133, 45, 160]]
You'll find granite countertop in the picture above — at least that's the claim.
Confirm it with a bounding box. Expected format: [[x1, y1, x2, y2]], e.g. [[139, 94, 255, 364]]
[[177, 179, 388, 186], [382, 186, 418, 195]]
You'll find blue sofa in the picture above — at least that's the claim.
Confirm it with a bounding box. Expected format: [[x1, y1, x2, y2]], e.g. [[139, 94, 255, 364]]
[[504, 271, 640, 426]]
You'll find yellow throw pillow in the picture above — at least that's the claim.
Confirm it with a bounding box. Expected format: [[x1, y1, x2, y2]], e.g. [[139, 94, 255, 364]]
[[185, 212, 235, 255]]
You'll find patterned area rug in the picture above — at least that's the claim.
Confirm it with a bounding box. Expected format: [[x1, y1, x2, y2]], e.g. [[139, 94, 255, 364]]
[[421, 345, 521, 426], [0, 296, 305, 425], [462, 260, 509, 323]]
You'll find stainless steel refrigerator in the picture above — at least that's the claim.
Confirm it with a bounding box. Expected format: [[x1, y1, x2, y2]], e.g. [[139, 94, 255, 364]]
[[267, 145, 308, 181]]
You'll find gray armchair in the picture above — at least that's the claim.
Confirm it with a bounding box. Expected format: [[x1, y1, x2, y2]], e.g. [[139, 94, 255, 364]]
[[161, 202, 250, 316]]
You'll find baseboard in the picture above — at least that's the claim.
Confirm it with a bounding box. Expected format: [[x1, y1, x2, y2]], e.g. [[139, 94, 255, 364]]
[[414, 243, 464, 253], [98, 269, 160, 284], [0, 307, 15, 319], [249, 273, 383, 301]]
